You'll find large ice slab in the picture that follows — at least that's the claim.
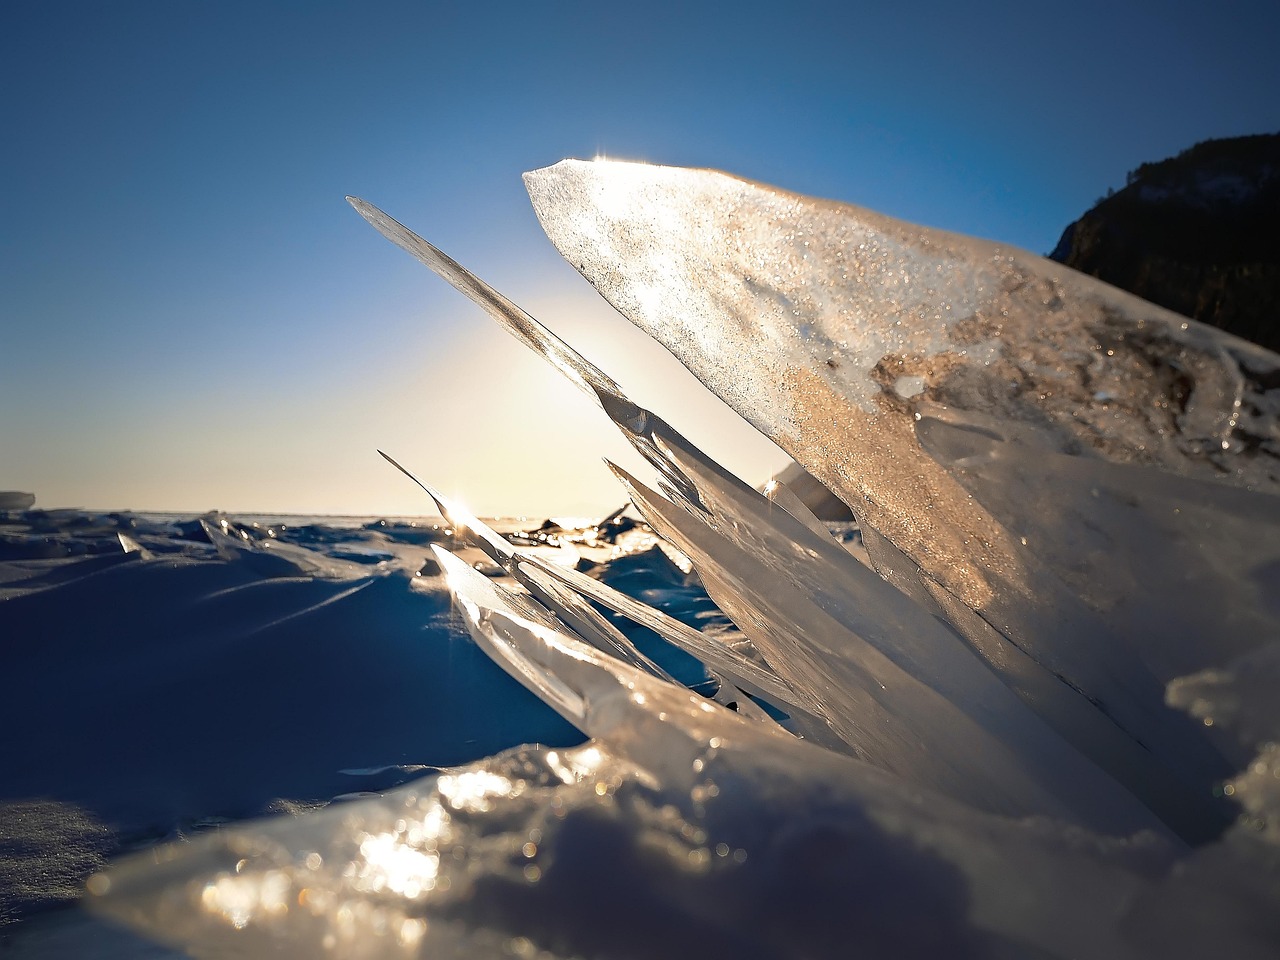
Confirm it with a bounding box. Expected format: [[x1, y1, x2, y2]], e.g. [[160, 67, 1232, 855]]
[[525, 158, 1280, 836]]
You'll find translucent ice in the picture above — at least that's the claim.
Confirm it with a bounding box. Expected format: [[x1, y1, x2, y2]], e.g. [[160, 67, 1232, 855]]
[[526, 158, 1280, 839]]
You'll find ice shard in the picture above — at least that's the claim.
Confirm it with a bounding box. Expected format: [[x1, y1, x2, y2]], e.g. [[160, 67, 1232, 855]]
[[379, 450, 779, 724], [603, 455, 1173, 835], [348, 192, 1230, 839], [379, 451, 675, 681], [524, 158, 1280, 838], [199, 516, 371, 580]]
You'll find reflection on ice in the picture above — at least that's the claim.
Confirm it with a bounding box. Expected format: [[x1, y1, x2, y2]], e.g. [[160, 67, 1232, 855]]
[[201, 868, 292, 929], [353, 824, 441, 897], [437, 771, 519, 814]]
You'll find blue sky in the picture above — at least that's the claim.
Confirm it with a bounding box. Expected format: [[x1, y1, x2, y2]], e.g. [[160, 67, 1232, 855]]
[[3, 1, 1277, 516]]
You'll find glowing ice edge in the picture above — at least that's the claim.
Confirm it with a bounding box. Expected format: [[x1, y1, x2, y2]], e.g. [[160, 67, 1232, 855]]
[[89, 162, 1280, 958]]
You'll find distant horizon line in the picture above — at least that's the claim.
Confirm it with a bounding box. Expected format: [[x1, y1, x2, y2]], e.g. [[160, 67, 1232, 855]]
[[7, 504, 611, 524]]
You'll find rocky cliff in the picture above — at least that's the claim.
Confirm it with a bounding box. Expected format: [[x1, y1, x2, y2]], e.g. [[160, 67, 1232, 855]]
[[1049, 133, 1280, 352]]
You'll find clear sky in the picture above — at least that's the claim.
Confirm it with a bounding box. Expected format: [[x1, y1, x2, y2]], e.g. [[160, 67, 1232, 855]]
[[3, 1, 1277, 517]]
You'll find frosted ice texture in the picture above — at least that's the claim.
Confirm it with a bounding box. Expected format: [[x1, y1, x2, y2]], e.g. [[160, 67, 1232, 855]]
[[526, 159, 1280, 838]]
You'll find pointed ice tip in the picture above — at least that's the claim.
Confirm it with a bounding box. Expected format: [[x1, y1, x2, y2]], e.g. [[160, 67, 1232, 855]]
[[376, 450, 451, 515], [346, 196, 384, 223], [524, 158, 580, 178], [602, 459, 634, 489], [346, 196, 410, 241], [430, 543, 467, 580], [377, 449, 414, 478], [522, 158, 591, 193]]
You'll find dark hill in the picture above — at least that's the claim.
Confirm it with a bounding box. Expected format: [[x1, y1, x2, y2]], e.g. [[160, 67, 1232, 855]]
[[1049, 133, 1280, 352]]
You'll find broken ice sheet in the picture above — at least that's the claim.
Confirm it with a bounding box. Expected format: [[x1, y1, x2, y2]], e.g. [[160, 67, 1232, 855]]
[[82, 163, 1280, 958]]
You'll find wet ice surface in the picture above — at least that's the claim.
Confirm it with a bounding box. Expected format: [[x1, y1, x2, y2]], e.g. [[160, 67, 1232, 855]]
[[8, 161, 1280, 956]]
